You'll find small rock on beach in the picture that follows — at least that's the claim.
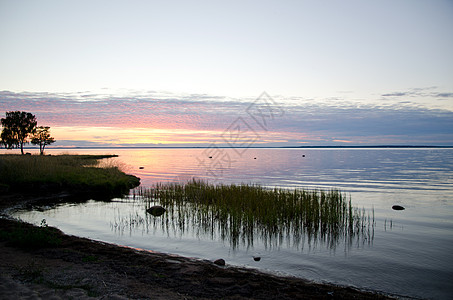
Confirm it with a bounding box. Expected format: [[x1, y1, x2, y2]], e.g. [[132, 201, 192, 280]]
[[214, 259, 225, 266]]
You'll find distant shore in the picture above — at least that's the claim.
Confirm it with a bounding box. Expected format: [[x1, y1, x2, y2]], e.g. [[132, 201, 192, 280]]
[[3, 145, 452, 154]]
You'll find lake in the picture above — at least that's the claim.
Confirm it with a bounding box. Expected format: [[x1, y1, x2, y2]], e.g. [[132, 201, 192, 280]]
[[7, 148, 453, 299]]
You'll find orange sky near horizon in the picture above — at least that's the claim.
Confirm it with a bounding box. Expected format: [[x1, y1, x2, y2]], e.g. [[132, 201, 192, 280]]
[[49, 125, 313, 147]]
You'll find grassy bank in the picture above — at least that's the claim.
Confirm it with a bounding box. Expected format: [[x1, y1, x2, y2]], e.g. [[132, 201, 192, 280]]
[[0, 154, 140, 199]]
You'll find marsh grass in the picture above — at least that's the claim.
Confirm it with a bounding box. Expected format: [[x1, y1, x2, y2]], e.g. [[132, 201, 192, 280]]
[[0, 154, 140, 197], [135, 180, 374, 249]]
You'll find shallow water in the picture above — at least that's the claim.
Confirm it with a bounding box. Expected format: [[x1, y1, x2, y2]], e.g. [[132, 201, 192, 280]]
[[7, 148, 453, 299]]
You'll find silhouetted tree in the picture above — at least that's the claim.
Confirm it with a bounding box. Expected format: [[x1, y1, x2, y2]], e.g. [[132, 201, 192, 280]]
[[31, 126, 56, 155], [1, 111, 37, 154]]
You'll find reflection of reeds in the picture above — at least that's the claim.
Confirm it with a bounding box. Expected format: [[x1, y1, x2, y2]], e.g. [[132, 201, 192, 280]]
[[134, 180, 374, 250]]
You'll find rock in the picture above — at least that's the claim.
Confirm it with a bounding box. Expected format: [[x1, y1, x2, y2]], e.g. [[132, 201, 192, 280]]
[[146, 206, 166, 216], [214, 259, 225, 266], [253, 256, 261, 261], [139, 166, 144, 169], [392, 205, 405, 211]]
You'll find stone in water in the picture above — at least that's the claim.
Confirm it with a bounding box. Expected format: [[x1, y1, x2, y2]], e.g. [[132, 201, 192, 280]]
[[392, 205, 405, 211], [146, 206, 166, 216]]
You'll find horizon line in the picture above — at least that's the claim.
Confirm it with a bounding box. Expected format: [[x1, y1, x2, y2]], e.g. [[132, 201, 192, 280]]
[[17, 145, 453, 150]]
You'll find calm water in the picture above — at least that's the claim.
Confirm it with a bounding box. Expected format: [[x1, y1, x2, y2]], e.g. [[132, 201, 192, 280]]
[[8, 148, 453, 299]]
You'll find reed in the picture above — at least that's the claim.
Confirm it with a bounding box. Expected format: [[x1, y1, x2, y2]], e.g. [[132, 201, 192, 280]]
[[135, 179, 374, 249]]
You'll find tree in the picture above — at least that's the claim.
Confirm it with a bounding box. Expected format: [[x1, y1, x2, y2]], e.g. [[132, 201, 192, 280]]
[[1, 111, 37, 154], [31, 126, 56, 155]]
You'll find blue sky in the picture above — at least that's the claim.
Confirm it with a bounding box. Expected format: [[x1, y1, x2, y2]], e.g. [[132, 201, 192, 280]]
[[1, 0, 452, 146]]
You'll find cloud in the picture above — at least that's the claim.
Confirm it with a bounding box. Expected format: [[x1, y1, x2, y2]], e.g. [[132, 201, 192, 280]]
[[1, 90, 453, 146], [435, 93, 453, 98], [281, 104, 453, 136], [381, 87, 453, 100], [382, 92, 407, 97], [0, 91, 244, 131]]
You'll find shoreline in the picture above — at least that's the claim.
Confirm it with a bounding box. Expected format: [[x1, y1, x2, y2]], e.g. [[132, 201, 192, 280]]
[[0, 193, 397, 299]]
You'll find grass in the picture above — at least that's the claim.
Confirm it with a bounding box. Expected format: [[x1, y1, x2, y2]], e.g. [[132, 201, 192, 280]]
[[0, 219, 62, 249], [0, 154, 140, 198], [135, 179, 374, 249]]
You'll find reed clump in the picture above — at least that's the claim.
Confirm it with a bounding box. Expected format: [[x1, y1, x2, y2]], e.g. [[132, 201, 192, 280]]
[[0, 154, 140, 197], [136, 179, 374, 249]]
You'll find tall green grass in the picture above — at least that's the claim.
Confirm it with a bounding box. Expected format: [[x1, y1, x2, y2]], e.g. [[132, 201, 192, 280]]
[[135, 179, 374, 249], [0, 154, 140, 197]]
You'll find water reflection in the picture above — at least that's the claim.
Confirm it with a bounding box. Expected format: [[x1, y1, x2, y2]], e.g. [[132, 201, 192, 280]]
[[7, 148, 453, 299], [111, 182, 375, 252]]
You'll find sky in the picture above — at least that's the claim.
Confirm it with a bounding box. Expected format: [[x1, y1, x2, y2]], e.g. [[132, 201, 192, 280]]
[[1, 0, 452, 147]]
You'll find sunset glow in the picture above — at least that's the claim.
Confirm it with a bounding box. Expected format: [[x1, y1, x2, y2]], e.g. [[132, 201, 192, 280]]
[[0, 1, 452, 147], [1, 89, 452, 147]]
